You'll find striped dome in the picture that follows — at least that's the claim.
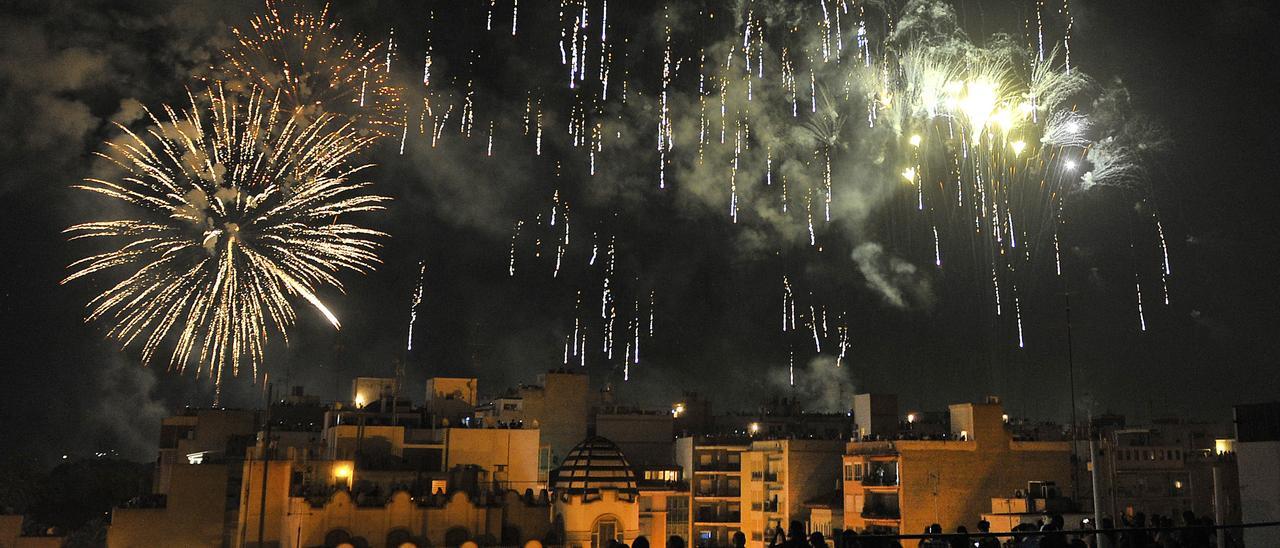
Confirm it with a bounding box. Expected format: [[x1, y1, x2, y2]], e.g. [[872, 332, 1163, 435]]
[[551, 436, 638, 501]]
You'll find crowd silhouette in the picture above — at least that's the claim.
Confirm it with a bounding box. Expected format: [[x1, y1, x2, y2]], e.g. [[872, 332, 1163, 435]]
[[597, 509, 1238, 548]]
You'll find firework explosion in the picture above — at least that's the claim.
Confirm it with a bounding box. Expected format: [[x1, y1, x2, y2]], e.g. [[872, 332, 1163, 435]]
[[63, 84, 387, 397], [219, 0, 404, 138], [66, 0, 1168, 395]]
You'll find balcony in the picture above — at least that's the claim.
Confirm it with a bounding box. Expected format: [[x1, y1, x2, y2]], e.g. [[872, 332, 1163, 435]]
[[862, 463, 898, 487], [860, 507, 901, 520], [695, 510, 742, 523], [750, 500, 780, 513], [749, 471, 780, 482], [697, 461, 741, 472], [694, 487, 740, 498]]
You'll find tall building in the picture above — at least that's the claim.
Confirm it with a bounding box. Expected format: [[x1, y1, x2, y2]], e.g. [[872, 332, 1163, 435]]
[[1235, 401, 1280, 548], [676, 436, 749, 547], [853, 394, 899, 440], [1076, 414, 1239, 525], [740, 439, 843, 548], [509, 370, 591, 468], [594, 406, 675, 468], [110, 408, 260, 548], [841, 400, 1073, 536]]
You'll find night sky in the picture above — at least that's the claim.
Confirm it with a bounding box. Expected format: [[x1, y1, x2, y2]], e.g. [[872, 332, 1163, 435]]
[[1, 0, 1277, 464]]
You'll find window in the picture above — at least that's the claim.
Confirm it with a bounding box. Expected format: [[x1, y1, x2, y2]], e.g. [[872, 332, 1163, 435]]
[[843, 464, 853, 482], [592, 517, 621, 548], [854, 463, 864, 481], [666, 496, 689, 532]]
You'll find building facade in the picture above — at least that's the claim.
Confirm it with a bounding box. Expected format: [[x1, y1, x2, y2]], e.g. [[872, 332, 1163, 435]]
[[841, 401, 1073, 536], [740, 439, 843, 548]]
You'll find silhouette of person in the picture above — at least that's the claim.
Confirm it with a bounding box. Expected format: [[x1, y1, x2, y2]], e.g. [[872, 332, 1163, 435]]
[[840, 528, 859, 548], [808, 531, 826, 548], [786, 521, 808, 548], [975, 520, 999, 548], [769, 525, 787, 548], [947, 525, 969, 548], [919, 524, 947, 548]]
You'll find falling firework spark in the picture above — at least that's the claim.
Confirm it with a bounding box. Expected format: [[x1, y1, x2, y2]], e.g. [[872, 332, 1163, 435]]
[[220, 0, 404, 137]]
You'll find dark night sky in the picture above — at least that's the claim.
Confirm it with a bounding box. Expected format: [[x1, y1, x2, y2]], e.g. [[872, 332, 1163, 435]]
[[1, 0, 1277, 464]]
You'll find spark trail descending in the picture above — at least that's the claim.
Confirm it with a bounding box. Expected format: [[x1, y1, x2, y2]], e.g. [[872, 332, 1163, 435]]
[[64, 84, 388, 393]]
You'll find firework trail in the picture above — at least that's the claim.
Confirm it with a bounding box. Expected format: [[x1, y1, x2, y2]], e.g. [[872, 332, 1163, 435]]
[[407, 261, 426, 352], [64, 84, 387, 394], [219, 0, 404, 137]]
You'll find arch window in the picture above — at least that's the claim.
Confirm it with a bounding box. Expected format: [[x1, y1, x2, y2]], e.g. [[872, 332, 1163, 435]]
[[591, 516, 621, 548]]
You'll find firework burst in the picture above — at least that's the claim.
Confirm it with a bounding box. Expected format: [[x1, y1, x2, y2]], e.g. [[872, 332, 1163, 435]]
[[219, 0, 404, 138], [63, 84, 388, 394]]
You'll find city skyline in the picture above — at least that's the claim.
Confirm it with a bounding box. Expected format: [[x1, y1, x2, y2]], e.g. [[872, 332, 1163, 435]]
[[1, 0, 1277, 471]]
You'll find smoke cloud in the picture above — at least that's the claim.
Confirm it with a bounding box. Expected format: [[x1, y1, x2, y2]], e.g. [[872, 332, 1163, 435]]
[[851, 242, 934, 309], [768, 355, 856, 413]]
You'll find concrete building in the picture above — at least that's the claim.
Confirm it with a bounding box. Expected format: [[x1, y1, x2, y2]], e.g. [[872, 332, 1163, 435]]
[[1235, 401, 1280, 548], [980, 494, 1089, 532], [351, 377, 397, 409], [1094, 427, 1238, 520], [0, 515, 63, 548], [477, 370, 592, 469], [594, 406, 675, 468], [108, 407, 263, 548], [516, 370, 592, 468], [740, 439, 843, 547], [635, 464, 689, 547], [853, 393, 899, 440], [425, 377, 479, 426], [107, 377, 553, 548], [109, 464, 231, 548], [841, 400, 1072, 536], [676, 436, 749, 547], [154, 408, 257, 493], [1078, 414, 1240, 525]]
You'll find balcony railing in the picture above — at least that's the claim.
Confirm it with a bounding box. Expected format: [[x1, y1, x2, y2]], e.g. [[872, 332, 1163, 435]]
[[861, 475, 898, 487], [695, 487, 740, 498], [697, 461, 741, 472]]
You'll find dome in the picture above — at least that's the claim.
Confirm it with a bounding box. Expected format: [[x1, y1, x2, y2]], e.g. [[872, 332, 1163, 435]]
[[550, 436, 638, 501]]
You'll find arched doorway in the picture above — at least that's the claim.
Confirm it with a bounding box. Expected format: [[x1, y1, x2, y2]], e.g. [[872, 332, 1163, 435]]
[[443, 527, 471, 547], [591, 515, 621, 548], [325, 529, 353, 548], [387, 528, 418, 548]]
